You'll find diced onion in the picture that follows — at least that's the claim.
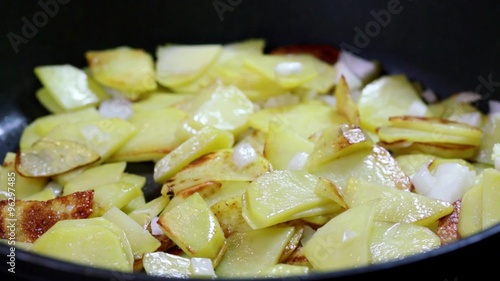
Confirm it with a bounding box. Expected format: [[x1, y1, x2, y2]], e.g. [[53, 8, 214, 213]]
[[334, 61, 363, 90], [411, 163, 476, 203], [45, 181, 63, 197], [232, 142, 258, 168], [287, 152, 309, 171], [150, 217, 163, 235], [489, 100, 500, 114], [407, 100, 427, 117], [449, 112, 482, 127], [98, 98, 133, 120], [275, 62, 303, 76], [492, 144, 500, 171], [339, 51, 377, 82], [454, 92, 481, 104], [421, 89, 438, 103], [319, 95, 337, 107]]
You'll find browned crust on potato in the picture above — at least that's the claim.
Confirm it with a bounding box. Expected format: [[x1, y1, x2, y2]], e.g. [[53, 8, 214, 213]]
[[436, 200, 461, 245], [0, 190, 94, 243]]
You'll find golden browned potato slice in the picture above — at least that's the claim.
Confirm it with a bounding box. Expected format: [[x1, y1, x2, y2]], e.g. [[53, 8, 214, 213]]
[[436, 200, 461, 245], [0, 190, 93, 242]]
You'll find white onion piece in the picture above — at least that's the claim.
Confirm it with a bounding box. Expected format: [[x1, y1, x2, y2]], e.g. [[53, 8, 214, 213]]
[[449, 112, 482, 127], [421, 88, 438, 103], [411, 165, 435, 195], [287, 152, 309, 171], [150, 217, 163, 235], [493, 144, 500, 171], [412, 163, 476, 203], [339, 51, 377, 82], [98, 98, 133, 120], [190, 258, 216, 277], [454, 92, 481, 104], [489, 100, 500, 114], [45, 181, 63, 197], [275, 62, 303, 76], [334, 61, 363, 90], [320, 95, 337, 107], [232, 142, 257, 169], [407, 100, 427, 117]]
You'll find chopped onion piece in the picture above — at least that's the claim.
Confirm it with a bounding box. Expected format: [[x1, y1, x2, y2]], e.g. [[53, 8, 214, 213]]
[[489, 100, 500, 114], [334, 61, 363, 90], [454, 92, 481, 104], [275, 62, 303, 76], [449, 112, 482, 127], [339, 51, 377, 82], [45, 181, 63, 197], [407, 100, 427, 117], [190, 258, 216, 278], [150, 217, 163, 235], [492, 144, 500, 171], [232, 141, 257, 168], [320, 95, 337, 107], [287, 152, 309, 171], [98, 97, 133, 120], [412, 163, 476, 203], [421, 88, 438, 103]]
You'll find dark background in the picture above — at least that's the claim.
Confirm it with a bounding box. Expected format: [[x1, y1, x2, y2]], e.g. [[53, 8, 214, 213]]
[[1, 1, 499, 280]]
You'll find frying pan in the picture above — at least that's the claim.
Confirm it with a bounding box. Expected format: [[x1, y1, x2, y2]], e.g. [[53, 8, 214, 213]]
[[1, 1, 499, 280]]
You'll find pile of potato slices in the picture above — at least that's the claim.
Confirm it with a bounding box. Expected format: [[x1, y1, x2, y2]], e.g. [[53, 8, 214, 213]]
[[1, 39, 500, 278]]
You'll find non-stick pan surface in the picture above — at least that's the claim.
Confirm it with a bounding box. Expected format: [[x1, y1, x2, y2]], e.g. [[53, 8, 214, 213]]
[[1, 1, 499, 280]]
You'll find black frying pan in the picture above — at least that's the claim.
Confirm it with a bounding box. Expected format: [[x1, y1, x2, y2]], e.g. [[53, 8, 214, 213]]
[[1, 1, 500, 280]]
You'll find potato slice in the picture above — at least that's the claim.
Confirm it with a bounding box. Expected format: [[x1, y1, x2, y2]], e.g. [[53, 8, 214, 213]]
[[312, 145, 412, 194], [177, 82, 255, 135], [92, 181, 143, 217], [249, 100, 348, 139], [358, 75, 427, 132], [109, 108, 187, 162], [63, 161, 126, 195], [0, 190, 93, 242], [379, 141, 478, 159], [131, 92, 192, 112], [44, 118, 137, 162], [436, 200, 461, 245], [154, 126, 234, 183], [257, 264, 310, 277], [163, 149, 270, 196], [0, 152, 48, 200], [156, 44, 222, 88], [482, 168, 500, 229], [215, 226, 296, 277], [128, 195, 170, 228], [16, 139, 99, 177], [335, 75, 359, 125], [458, 176, 483, 237], [103, 207, 161, 256], [264, 120, 315, 170], [19, 107, 102, 149], [34, 64, 107, 111], [86, 46, 157, 100], [345, 177, 453, 226], [370, 221, 441, 263], [242, 170, 336, 229], [31, 217, 133, 272], [35, 87, 64, 114], [158, 192, 225, 259], [304, 201, 377, 271], [243, 54, 318, 89], [309, 123, 372, 168], [210, 195, 253, 237], [143, 252, 191, 278]]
